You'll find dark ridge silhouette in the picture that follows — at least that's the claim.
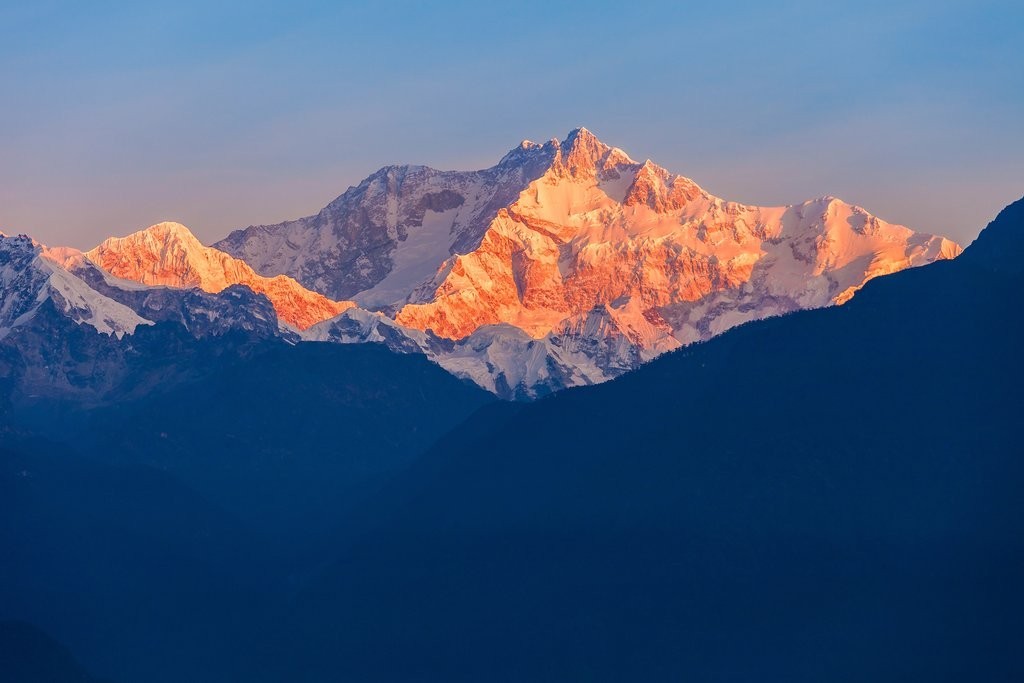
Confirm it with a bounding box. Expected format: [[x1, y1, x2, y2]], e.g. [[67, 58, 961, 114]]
[[0, 438, 256, 683], [2, 343, 494, 683], [959, 195, 1024, 276]]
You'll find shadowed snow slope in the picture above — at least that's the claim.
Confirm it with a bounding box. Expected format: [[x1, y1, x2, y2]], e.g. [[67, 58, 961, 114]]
[[0, 234, 150, 340]]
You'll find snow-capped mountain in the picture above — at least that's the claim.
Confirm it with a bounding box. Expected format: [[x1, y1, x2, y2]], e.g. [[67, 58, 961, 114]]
[[0, 129, 964, 399], [215, 128, 960, 395], [87, 222, 353, 330], [0, 233, 150, 340], [393, 129, 960, 346]]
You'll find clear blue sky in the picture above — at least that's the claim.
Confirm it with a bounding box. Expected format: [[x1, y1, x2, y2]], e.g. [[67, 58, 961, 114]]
[[2, 0, 1022, 248]]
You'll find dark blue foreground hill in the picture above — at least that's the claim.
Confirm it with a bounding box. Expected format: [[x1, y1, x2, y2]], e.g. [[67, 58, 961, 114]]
[[270, 198, 1024, 682], [1, 342, 494, 683], [0, 438, 257, 683], [81, 341, 495, 534]]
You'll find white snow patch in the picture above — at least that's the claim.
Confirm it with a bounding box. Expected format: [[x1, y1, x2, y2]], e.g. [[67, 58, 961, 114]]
[[43, 260, 153, 338], [353, 206, 461, 308]]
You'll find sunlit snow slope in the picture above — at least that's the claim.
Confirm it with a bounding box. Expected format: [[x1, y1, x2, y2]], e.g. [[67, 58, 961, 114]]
[[87, 222, 353, 330]]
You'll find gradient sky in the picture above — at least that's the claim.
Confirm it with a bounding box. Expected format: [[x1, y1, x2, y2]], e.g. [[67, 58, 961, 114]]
[[2, 0, 1022, 249]]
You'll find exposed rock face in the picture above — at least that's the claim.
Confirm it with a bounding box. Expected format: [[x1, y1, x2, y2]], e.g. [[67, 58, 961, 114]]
[[86, 222, 353, 330]]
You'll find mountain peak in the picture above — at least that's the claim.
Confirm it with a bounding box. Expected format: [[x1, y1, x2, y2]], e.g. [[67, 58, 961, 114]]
[[0, 231, 40, 256], [561, 126, 610, 159], [92, 221, 203, 256], [147, 221, 201, 241], [0, 231, 152, 340], [552, 127, 637, 178], [496, 138, 559, 169], [86, 222, 353, 329], [496, 128, 639, 178], [565, 126, 598, 142], [153, 220, 190, 231]]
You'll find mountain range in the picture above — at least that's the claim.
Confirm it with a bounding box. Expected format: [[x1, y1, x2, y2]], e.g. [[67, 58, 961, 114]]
[[1, 129, 959, 400]]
